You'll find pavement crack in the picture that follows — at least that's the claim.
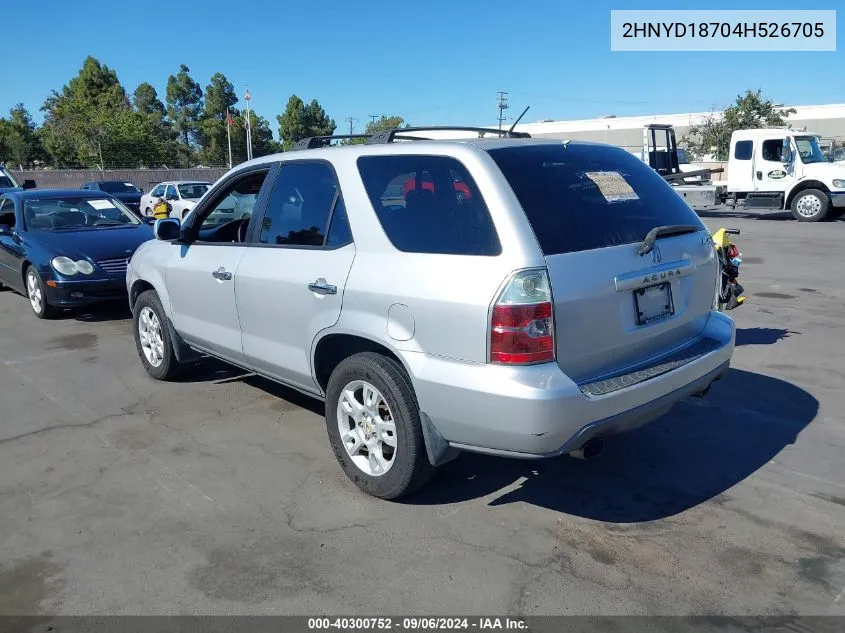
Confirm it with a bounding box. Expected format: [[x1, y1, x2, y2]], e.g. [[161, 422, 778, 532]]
[[0, 400, 143, 446]]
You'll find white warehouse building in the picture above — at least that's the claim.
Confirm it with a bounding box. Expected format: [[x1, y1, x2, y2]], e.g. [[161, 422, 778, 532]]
[[415, 104, 845, 153]]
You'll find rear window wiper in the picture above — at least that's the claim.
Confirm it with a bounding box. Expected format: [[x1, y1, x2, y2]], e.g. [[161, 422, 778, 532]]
[[636, 224, 700, 256]]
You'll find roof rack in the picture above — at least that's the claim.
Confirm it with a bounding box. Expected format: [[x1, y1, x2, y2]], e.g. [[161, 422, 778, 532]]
[[366, 126, 531, 144], [292, 134, 371, 151]]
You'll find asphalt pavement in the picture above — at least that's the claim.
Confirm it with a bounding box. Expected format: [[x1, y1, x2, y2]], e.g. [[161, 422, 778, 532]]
[[1, 209, 844, 616]]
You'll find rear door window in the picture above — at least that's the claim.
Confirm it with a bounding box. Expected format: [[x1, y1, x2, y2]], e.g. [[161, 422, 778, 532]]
[[259, 162, 344, 247], [357, 155, 500, 256], [487, 143, 702, 255], [734, 141, 753, 160]]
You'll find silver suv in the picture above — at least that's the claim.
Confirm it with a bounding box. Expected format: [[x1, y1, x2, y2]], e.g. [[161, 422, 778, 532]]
[[126, 127, 735, 499]]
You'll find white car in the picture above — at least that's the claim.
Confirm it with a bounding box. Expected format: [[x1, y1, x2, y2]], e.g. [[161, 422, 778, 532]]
[[140, 181, 211, 220]]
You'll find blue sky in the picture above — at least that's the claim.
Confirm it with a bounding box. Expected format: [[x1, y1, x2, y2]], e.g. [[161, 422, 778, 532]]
[[2, 0, 842, 138]]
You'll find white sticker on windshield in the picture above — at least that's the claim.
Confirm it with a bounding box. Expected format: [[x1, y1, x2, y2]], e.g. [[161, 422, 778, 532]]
[[584, 171, 639, 202], [88, 199, 117, 210]]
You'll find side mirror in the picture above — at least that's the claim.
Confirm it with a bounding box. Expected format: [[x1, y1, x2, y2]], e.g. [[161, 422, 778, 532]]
[[166, 194, 178, 201], [154, 218, 181, 241], [22, 179, 36, 190]]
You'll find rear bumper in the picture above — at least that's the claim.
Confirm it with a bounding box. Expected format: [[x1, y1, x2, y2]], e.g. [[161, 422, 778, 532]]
[[45, 278, 128, 306], [405, 310, 734, 457]]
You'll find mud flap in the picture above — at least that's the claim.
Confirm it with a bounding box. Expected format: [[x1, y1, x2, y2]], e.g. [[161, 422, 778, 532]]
[[420, 411, 460, 467], [166, 317, 202, 364]]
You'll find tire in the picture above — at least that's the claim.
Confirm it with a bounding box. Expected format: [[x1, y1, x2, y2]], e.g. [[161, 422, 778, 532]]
[[132, 289, 183, 380], [25, 266, 56, 319], [790, 189, 829, 222], [325, 352, 435, 500]]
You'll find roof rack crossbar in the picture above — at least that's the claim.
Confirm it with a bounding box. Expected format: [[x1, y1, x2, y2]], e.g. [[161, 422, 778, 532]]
[[365, 126, 531, 144], [292, 134, 371, 151]]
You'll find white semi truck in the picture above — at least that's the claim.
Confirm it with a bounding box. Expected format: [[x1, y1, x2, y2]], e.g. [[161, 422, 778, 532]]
[[641, 125, 845, 222]]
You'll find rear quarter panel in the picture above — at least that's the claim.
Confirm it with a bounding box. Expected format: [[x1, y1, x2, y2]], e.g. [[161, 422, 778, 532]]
[[323, 144, 545, 364]]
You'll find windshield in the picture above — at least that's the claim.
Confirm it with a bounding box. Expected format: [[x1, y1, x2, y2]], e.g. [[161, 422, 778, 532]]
[[178, 183, 209, 199], [98, 181, 141, 193], [0, 168, 19, 189], [24, 196, 141, 230], [794, 136, 826, 164]]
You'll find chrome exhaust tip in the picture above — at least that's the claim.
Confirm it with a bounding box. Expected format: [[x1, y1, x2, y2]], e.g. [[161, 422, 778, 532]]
[[569, 438, 604, 460]]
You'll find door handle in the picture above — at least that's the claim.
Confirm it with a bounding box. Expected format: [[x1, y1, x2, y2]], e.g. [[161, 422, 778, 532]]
[[212, 267, 232, 281], [756, 171, 763, 180], [308, 278, 337, 295]]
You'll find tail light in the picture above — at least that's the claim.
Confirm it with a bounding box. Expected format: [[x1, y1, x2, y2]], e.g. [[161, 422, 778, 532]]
[[489, 269, 555, 365]]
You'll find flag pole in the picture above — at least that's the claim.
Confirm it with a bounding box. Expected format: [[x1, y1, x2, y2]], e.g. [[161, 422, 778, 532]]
[[245, 89, 253, 161], [226, 107, 232, 169]]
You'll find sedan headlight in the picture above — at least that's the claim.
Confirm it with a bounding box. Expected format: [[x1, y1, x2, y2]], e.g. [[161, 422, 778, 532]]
[[51, 256, 94, 275], [832, 179, 845, 188]]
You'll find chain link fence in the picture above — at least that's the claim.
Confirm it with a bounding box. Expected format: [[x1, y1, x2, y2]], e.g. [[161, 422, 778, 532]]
[[10, 167, 230, 191]]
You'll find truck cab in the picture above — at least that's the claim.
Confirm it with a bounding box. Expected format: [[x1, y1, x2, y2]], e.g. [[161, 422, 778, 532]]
[[727, 129, 845, 222], [0, 165, 36, 194]]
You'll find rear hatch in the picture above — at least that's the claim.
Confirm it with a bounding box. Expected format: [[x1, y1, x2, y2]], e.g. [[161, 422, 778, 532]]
[[488, 143, 717, 383]]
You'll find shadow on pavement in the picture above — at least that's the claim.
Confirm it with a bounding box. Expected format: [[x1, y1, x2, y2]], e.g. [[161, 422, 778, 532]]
[[405, 368, 818, 522], [736, 327, 795, 346], [696, 209, 794, 221], [697, 208, 845, 223], [174, 357, 250, 383], [175, 357, 325, 416], [65, 300, 132, 323]]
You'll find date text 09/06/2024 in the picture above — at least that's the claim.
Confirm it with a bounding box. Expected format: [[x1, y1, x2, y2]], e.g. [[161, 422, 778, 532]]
[[307, 617, 528, 630]]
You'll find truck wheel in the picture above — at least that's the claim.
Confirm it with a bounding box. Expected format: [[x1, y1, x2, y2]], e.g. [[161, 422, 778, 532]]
[[791, 189, 829, 222], [325, 352, 435, 500], [132, 290, 183, 380]]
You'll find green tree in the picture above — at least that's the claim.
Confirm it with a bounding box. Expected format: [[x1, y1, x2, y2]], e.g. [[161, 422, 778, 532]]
[[0, 104, 45, 168], [276, 95, 336, 150], [199, 73, 240, 165], [166, 64, 203, 148], [133, 82, 166, 119], [40, 56, 132, 167], [63, 56, 129, 110], [40, 57, 180, 168], [345, 115, 408, 144], [683, 90, 796, 161]]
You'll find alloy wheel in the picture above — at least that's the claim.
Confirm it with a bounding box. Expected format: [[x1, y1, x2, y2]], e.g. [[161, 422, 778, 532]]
[[336, 380, 397, 476]]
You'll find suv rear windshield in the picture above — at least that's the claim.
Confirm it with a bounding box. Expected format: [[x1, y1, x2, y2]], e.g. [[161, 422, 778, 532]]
[[488, 143, 702, 255], [357, 155, 501, 256]]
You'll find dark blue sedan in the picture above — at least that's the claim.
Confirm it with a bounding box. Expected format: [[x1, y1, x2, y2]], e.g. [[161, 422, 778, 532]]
[[80, 180, 144, 217], [0, 189, 153, 318]]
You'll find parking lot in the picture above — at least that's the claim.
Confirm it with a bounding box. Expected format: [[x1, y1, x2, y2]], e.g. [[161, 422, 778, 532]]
[[1, 210, 844, 616]]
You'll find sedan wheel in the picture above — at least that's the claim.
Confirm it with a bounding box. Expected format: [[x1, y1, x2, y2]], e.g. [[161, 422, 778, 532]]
[[25, 268, 55, 319]]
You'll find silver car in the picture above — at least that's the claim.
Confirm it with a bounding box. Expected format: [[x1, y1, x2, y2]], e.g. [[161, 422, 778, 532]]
[[126, 129, 734, 499]]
